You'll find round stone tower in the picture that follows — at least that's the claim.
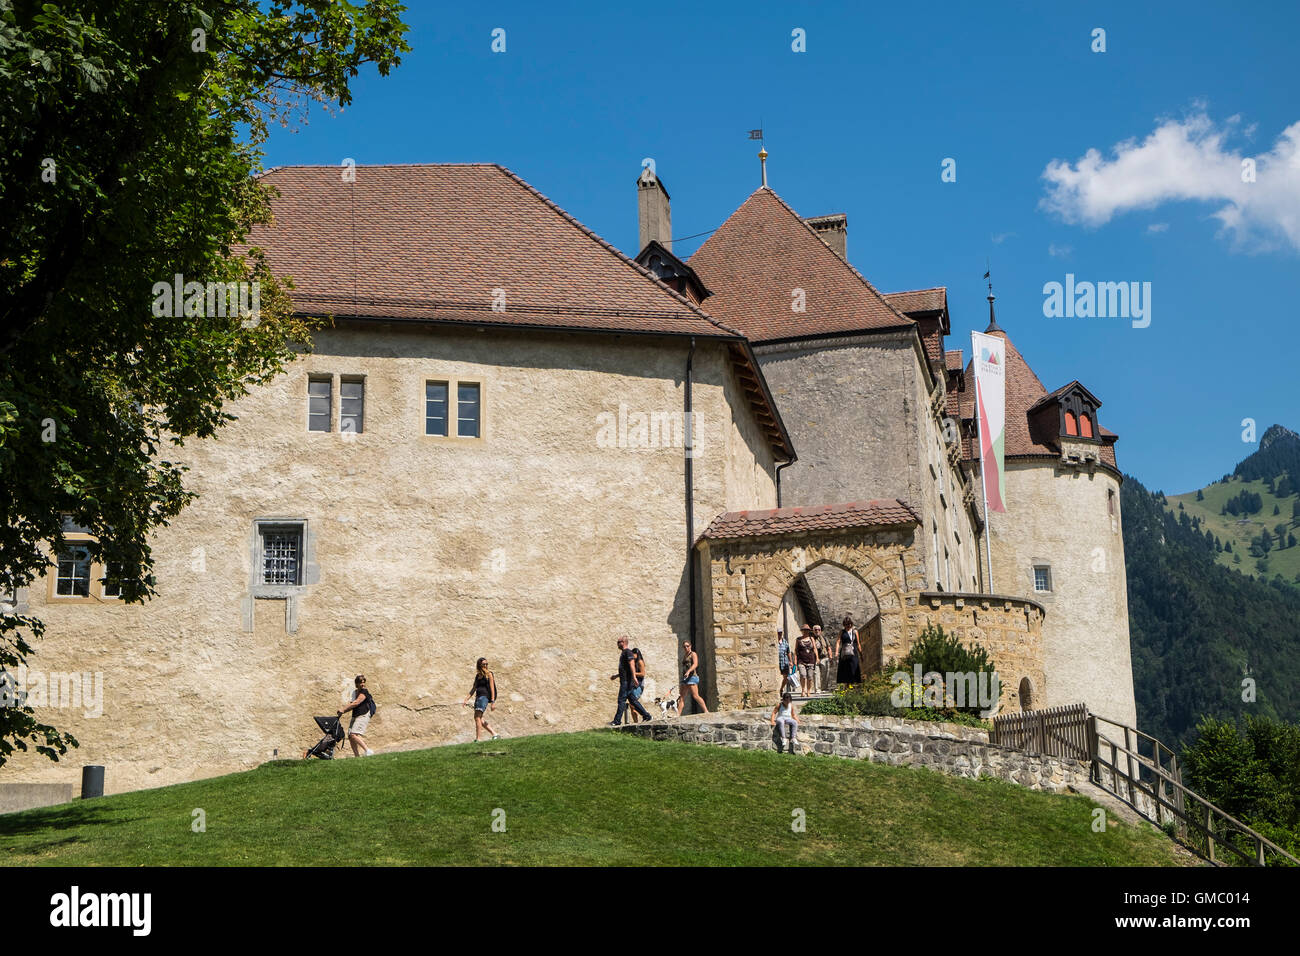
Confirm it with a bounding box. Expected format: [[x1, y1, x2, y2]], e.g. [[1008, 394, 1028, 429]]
[[963, 312, 1137, 726]]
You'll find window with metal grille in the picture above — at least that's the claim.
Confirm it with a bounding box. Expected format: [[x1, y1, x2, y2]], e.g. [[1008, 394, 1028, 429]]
[[260, 525, 303, 585], [1033, 565, 1052, 593], [425, 381, 448, 436], [457, 383, 480, 438], [56, 544, 93, 597], [340, 377, 364, 434], [308, 377, 332, 432]]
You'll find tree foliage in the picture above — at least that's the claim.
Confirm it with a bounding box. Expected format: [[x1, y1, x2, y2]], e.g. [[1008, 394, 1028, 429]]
[[0, 1, 410, 765]]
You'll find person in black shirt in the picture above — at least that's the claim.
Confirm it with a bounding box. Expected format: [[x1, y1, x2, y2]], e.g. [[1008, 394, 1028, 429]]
[[609, 636, 651, 725], [462, 657, 501, 741], [338, 674, 375, 756]]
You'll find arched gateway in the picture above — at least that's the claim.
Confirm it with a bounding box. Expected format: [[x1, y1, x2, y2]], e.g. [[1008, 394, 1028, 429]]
[[695, 500, 1046, 711]]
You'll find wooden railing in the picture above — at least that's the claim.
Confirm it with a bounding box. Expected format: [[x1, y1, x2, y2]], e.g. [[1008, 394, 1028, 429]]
[[992, 706, 1299, 867], [1089, 715, 1298, 867], [991, 702, 1091, 761]]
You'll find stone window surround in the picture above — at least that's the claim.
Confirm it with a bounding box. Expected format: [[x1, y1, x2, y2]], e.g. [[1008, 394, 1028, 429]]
[[1032, 564, 1053, 593], [45, 532, 123, 604], [244, 518, 317, 634], [308, 372, 369, 435], [421, 374, 486, 444]]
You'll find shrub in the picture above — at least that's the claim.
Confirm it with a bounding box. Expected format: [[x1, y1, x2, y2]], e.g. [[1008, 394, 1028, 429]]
[[896, 625, 999, 715]]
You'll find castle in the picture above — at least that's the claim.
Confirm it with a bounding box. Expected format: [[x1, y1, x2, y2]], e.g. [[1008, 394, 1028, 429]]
[[4, 159, 1137, 794]]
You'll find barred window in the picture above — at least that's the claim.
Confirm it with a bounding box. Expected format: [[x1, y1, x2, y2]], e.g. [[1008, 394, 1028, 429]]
[[425, 381, 448, 436], [260, 525, 303, 586], [56, 544, 93, 597]]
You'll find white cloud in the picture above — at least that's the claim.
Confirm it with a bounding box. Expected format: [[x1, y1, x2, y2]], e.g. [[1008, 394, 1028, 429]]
[[1047, 242, 1073, 258], [1146, 223, 1169, 233], [990, 231, 1016, 244], [1040, 111, 1300, 252]]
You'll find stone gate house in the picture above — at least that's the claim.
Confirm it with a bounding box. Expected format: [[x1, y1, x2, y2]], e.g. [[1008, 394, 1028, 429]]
[[4, 163, 1135, 795]]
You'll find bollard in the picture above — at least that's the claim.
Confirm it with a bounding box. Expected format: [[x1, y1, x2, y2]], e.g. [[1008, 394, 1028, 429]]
[[81, 765, 104, 799]]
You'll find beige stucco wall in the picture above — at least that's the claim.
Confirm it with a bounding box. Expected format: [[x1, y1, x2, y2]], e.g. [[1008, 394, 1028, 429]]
[[5, 323, 778, 794], [982, 460, 1136, 725]]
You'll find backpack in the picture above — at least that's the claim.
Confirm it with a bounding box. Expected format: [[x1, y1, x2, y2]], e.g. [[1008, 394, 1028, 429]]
[[365, 689, 377, 717]]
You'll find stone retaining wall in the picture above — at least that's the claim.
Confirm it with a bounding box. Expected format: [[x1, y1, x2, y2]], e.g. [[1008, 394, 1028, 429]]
[[618, 710, 1090, 794]]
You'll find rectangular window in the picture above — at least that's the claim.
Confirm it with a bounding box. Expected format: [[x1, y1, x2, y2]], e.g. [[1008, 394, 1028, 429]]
[[457, 383, 481, 438], [260, 524, 303, 586], [340, 377, 365, 435], [425, 381, 449, 436], [1, 584, 17, 607], [308, 376, 332, 432], [101, 562, 123, 599], [55, 544, 93, 597], [1033, 565, 1052, 593]]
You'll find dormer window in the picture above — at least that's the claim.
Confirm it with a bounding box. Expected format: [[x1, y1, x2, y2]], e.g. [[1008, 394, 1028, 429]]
[[1079, 413, 1093, 438], [1064, 412, 1078, 436]]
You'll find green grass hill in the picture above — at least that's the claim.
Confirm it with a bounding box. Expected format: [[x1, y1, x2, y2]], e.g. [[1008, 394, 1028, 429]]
[[0, 732, 1188, 866]]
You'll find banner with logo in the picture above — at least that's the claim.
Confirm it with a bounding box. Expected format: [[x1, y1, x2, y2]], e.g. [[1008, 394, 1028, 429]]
[[971, 331, 1006, 513]]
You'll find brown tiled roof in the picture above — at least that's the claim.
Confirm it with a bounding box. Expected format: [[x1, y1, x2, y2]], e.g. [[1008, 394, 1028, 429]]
[[955, 329, 1118, 469], [945, 349, 964, 370], [884, 287, 947, 316], [687, 188, 914, 343], [699, 499, 920, 541], [243, 164, 796, 461], [248, 164, 736, 339]]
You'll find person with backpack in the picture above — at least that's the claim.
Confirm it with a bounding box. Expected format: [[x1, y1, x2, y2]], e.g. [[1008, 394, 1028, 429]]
[[338, 674, 376, 756], [463, 657, 502, 741], [627, 645, 648, 724]]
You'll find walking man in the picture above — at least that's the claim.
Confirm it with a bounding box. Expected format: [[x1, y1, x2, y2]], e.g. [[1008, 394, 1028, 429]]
[[609, 636, 651, 725], [812, 624, 833, 692]]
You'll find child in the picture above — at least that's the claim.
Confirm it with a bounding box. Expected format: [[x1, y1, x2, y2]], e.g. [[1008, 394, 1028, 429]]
[[770, 692, 799, 752]]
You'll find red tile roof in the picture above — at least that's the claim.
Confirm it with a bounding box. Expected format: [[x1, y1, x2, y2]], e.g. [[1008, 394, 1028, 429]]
[[884, 287, 947, 316], [687, 188, 914, 343], [945, 349, 964, 371], [243, 164, 796, 460], [955, 329, 1118, 469], [700, 499, 920, 541], [249, 164, 737, 339]]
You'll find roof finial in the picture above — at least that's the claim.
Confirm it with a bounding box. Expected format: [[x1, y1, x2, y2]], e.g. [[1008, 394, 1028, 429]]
[[983, 263, 1002, 333], [759, 146, 768, 188]]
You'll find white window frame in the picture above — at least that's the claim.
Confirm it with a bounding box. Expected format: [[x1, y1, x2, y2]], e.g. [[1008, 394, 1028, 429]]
[[1033, 565, 1052, 593]]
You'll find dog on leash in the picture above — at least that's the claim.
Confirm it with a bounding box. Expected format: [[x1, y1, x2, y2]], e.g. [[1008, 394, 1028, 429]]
[[654, 692, 681, 719]]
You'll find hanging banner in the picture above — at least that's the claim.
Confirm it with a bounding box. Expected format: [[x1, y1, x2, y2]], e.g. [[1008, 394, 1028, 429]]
[[971, 331, 1006, 513]]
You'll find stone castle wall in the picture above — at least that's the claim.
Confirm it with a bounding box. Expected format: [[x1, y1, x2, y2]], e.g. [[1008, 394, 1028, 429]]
[[5, 324, 778, 794]]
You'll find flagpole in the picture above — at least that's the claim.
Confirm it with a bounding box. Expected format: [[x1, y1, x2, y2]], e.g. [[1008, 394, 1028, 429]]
[[972, 333, 994, 594]]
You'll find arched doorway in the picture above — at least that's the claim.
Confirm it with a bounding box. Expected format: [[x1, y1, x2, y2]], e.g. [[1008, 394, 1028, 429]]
[[695, 502, 926, 709], [782, 561, 882, 693]]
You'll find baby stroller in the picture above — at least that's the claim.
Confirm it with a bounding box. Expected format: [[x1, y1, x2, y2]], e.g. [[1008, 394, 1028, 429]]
[[304, 714, 346, 759]]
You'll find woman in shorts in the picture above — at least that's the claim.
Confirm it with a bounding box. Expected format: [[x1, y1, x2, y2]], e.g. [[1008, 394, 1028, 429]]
[[338, 674, 375, 756], [463, 657, 501, 741], [679, 641, 709, 717]]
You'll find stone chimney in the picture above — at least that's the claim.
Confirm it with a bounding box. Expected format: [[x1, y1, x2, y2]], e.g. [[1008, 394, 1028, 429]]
[[637, 169, 671, 253], [804, 213, 847, 260]]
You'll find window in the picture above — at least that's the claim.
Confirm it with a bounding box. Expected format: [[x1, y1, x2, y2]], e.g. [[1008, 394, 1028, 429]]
[[1079, 413, 1093, 438], [308, 376, 332, 432], [425, 381, 449, 436], [1107, 488, 1116, 516], [457, 383, 481, 438], [1064, 412, 1078, 436], [340, 377, 365, 434], [101, 563, 123, 598], [1033, 565, 1052, 593], [55, 544, 93, 597], [260, 524, 303, 586]]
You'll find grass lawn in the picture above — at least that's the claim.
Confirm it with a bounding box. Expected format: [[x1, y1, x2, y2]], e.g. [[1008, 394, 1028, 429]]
[[0, 731, 1189, 866]]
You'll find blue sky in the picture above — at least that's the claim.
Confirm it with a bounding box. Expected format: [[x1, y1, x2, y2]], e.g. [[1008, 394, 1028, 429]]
[[262, 0, 1299, 495]]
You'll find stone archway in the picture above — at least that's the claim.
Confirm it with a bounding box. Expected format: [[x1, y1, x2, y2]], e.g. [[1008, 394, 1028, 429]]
[[696, 502, 929, 708]]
